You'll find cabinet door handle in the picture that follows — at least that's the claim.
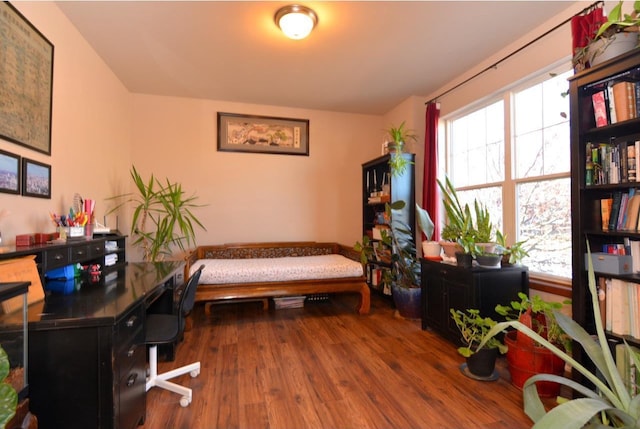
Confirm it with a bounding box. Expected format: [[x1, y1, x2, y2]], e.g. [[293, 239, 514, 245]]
[[126, 315, 137, 328], [127, 373, 138, 387], [54, 253, 63, 261], [127, 344, 137, 358]]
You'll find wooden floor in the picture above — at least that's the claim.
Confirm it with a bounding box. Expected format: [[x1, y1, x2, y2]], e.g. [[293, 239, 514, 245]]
[[141, 293, 534, 429]]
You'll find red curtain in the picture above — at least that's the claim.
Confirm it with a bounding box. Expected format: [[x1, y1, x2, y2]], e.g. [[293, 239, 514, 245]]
[[571, 4, 605, 56], [423, 102, 440, 241]]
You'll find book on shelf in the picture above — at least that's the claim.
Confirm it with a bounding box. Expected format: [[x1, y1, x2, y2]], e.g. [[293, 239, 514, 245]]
[[609, 191, 624, 232], [601, 197, 613, 231], [612, 81, 637, 122], [603, 278, 640, 338], [629, 144, 637, 182], [608, 84, 618, 124], [615, 343, 640, 395], [592, 90, 609, 127]]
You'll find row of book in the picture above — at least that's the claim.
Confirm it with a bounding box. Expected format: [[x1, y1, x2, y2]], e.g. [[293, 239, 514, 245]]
[[615, 343, 640, 396], [591, 78, 640, 127], [600, 278, 640, 339], [586, 140, 638, 186], [600, 188, 640, 232]]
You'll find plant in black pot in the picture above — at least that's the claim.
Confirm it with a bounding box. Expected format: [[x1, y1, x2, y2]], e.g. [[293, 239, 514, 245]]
[[495, 230, 529, 267], [450, 308, 506, 380]]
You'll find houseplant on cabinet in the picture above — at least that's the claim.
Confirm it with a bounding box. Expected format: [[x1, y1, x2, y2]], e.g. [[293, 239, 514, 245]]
[[450, 308, 506, 380], [495, 230, 530, 266], [107, 166, 206, 262], [385, 121, 417, 177], [479, 246, 640, 428], [415, 203, 440, 259]]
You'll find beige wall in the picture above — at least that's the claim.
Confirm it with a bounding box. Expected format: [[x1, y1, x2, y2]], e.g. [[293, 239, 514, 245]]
[[122, 95, 381, 259], [0, 2, 383, 261], [0, 1, 594, 262], [0, 2, 132, 245]]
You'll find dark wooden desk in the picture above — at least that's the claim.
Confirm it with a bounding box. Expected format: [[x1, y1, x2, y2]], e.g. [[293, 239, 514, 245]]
[[16, 262, 184, 429]]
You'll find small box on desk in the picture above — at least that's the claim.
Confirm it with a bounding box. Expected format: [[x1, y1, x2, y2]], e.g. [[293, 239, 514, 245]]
[[585, 252, 633, 275], [15, 234, 34, 247]]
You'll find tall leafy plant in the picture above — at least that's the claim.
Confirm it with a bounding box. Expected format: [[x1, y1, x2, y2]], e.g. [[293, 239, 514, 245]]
[[479, 245, 640, 428], [108, 166, 206, 262]]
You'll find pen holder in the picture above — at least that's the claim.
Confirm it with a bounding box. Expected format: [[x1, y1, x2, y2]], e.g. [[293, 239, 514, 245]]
[[68, 227, 84, 238], [84, 223, 93, 239]]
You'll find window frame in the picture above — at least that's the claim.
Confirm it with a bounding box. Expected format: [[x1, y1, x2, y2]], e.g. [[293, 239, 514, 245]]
[[439, 62, 573, 284]]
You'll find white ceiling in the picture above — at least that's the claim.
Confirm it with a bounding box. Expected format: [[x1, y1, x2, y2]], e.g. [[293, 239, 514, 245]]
[[56, 1, 579, 115]]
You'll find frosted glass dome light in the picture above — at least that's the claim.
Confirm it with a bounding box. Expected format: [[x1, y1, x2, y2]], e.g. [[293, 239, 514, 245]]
[[275, 5, 318, 40]]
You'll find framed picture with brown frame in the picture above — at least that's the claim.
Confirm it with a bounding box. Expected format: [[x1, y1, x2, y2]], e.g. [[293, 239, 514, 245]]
[[0, 149, 21, 195], [217, 112, 309, 156], [22, 158, 51, 199], [0, 2, 54, 155]]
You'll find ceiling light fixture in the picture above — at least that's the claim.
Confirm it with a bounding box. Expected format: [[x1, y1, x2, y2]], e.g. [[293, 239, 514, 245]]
[[274, 4, 317, 40]]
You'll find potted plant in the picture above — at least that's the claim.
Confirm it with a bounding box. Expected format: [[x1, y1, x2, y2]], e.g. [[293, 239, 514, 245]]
[[574, 1, 640, 69], [415, 203, 440, 259], [0, 345, 17, 429], [385, 121, 417, 176], [494, 292, 572, 397], [479, 245, 640, 427], [107, 165, 207, 262], [450, 308, 507, 379], [495, 230, 530, 266], [472, 200, 496, 254], [437, 177, 467, 258]]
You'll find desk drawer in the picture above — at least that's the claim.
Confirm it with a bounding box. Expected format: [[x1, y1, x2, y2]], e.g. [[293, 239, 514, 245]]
[[117, 306, 144, 347], [117, 328, 144, 380], [44, 248, 70, 269], [88, 241, 105, 258], [69, 244, 91, 263]]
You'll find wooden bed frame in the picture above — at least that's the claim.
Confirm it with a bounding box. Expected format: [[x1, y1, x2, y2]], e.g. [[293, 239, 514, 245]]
[[184, 242, 370, 314]]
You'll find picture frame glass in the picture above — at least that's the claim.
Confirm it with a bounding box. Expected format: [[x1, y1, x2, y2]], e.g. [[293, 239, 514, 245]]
[[217, 112, 309, 156], [22, 158, 51, 199], [0, 149, 20, 194]]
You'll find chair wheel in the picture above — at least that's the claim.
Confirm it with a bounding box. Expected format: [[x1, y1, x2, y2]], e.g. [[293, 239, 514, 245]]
[[180, 396, 190, 407], [190, 369, 200, 378]]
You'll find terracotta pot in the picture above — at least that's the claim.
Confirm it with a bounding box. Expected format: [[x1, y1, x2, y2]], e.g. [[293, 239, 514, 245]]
[[440, 241, 463, 258], [421, 241, 441, 259]]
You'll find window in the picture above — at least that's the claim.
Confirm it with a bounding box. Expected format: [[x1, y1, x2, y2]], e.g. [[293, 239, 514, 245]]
[[443, 67, 572, 278]]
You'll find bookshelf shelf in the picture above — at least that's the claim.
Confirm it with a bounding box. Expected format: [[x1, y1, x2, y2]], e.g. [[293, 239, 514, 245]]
[[571, 48, 640, 381], [361, 154, 415, 296]]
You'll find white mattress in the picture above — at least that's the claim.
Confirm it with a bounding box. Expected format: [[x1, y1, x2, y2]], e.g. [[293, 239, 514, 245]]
[[191, 254, 364, 284]]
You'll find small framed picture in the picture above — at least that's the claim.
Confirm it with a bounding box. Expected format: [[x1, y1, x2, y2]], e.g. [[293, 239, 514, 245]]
[[22, 158, 51, 199], [0, 149, 21, 195]]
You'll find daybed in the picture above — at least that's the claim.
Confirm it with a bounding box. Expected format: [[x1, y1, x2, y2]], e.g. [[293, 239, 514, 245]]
[[184, 242, 370, 314]]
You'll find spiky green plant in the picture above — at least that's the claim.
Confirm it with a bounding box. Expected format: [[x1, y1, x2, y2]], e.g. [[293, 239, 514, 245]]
[[107, 166, 206, 262], [479, 244, 640, 428]]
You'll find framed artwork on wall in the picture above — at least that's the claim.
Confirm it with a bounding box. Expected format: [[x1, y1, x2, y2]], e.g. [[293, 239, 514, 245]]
[[0, 149, 21, 195], [0, 2, 54, 155], [217, 112, 309, 156], [22, 158, 51, 199]]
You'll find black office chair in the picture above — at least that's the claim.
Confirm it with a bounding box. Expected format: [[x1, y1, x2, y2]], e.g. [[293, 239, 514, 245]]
[[145, 264, 204, 407]]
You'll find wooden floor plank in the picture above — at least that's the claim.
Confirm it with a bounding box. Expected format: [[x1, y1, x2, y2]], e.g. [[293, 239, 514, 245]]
[[142, 293, 534, 429]]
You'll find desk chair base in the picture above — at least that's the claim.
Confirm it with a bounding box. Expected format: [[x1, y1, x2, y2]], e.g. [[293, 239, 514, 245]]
[[146, 344, 201, 407]]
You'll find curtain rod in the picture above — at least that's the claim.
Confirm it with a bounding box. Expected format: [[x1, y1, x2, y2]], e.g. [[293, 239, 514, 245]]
[[424, 0, 604, 105]]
